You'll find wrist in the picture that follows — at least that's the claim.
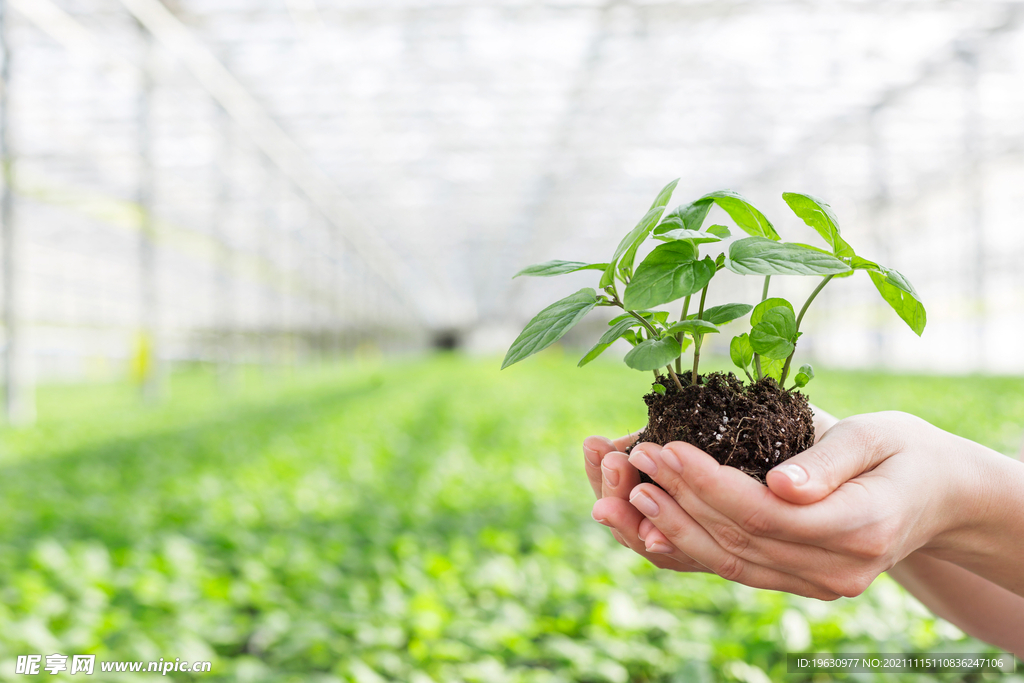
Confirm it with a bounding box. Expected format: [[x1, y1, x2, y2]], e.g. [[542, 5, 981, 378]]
[[923, 438, 1024, 589]]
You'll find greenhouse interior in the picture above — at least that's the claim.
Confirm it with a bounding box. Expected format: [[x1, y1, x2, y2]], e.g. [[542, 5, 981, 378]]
[[0, 0, 1022, 681]]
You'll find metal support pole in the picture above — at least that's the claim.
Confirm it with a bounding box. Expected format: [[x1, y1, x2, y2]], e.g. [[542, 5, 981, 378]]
[[315, 212, 332, 362], [213, 101, 234, 383], [867, 107, 891, 365], [962, 48, 985, 368], [279, 182, 292, 368], [259, 156, 275, 369], [136, 21, 159, 400], [329, 214, 342, 356], [0, 0, 31, 424]]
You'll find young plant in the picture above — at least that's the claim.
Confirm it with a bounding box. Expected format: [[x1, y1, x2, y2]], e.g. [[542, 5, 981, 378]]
[[724, 192, 926, 389], [502, 180, 926, 392]]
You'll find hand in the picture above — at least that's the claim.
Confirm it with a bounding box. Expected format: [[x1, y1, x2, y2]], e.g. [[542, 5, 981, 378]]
[[603, 411, 992, 600], [584, 433, 709, 572], [584, 406, 838, 575]]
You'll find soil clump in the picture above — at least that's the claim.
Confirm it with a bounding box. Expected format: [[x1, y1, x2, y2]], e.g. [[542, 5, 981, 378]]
[[629, 372, 814, 483]]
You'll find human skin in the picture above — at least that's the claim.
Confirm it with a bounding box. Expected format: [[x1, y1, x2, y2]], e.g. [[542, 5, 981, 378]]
[[584, 410, 1024, 656]]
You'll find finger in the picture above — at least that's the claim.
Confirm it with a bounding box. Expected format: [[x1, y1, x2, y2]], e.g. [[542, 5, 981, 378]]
[[592, 496, 703, 572], [612, 430, 643, 453], [602, 452, 642, 501], [630, 441, 859, 584], [809, 404, 840, 444], [584, 436, 615, 498], [584, 432, 642, 499], [638, 518, 704, 567], [766, 413, 903, 505], [660, 440, 890, 547], [628, 483, 841, 600]]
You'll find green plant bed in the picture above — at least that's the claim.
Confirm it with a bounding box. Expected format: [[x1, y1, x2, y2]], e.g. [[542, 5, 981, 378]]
[[0, 357, 1016, 682]]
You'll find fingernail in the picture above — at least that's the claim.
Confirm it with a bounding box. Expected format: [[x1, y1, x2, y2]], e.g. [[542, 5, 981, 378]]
[[629, 490, 659, 517], [646, 541, 673, 553], [601, 462, 620, 488], [775, 463, 808, 486], [584, 446, 599, 467], [662, 448, 683, 473], [591, 508, 611, 526], [629, 449, 658, 477]]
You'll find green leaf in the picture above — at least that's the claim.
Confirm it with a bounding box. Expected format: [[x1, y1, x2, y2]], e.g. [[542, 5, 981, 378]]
[[791, 244, 854, 278], [761, 356, 785, 382], [608, 310, 669, 327], [655, 199, 712, 235], [513, 260, 609, 278], [750, 297, 794, 327], [653, 229, 722, 246], [615, 206, 668, 279], [706, 224, 731, 238], [502, 288, 599, 369], [623, 336, 683, 372], [726, 237, 853, 276], [598, 262, 617, 289], [793, 363, 814, 388], [782, 192, 855, 258], [790, 242, 855, 278], [611, 206, 667, 264], [749, 308, 797, 360], [701, 190, 780, 240], [600, 317, 643, 345], [577, 317, 641, 367], [649, 178, 680, 210], [851, 255, 879, 270], [730, 333, 753, 370], [696, 303, 753, 326], [665, 319, 720, 337], [577, 344, 608, 368], [651, 383, 667, 395], [868, 267, 927, 336], [623, 244, 714, 310], [791, 242, 834, 256]]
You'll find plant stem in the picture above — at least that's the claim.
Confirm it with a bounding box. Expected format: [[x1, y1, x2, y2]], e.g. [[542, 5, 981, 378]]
[[675, 294, 692, 374], [780, 274, 835, 385], [753, 276, 770, 381], [626, 309, 660, 339], [690, 284, 709, 386], [665, 365, 684, 392], [614, 300, 683, 392]]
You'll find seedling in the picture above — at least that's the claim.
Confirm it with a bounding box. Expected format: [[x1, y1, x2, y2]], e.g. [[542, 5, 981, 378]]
[[502, 180, 926, 478]]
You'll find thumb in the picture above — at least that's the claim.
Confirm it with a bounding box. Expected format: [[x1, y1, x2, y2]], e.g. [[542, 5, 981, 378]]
[[766, 415, 897, 505]]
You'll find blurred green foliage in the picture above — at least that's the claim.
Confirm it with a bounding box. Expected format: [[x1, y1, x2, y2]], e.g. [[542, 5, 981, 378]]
[[0, 353, 1021, 682]]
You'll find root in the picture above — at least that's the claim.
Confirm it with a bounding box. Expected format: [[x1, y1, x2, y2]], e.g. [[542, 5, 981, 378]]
[[723, 416, 755, 466]]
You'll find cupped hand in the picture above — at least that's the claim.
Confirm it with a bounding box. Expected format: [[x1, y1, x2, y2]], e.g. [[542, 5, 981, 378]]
[[610, 411, 983, 600], [584, 433, 709, 572], [584, 406, 840, 576]]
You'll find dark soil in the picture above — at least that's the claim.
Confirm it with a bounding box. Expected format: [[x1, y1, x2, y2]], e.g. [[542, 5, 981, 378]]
[[628, 371, 814, 483]]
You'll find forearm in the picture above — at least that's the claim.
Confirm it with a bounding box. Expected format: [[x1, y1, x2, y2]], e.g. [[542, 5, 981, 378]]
[[887, 552, 1024, 657], [926, 440, 1024, 598]]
